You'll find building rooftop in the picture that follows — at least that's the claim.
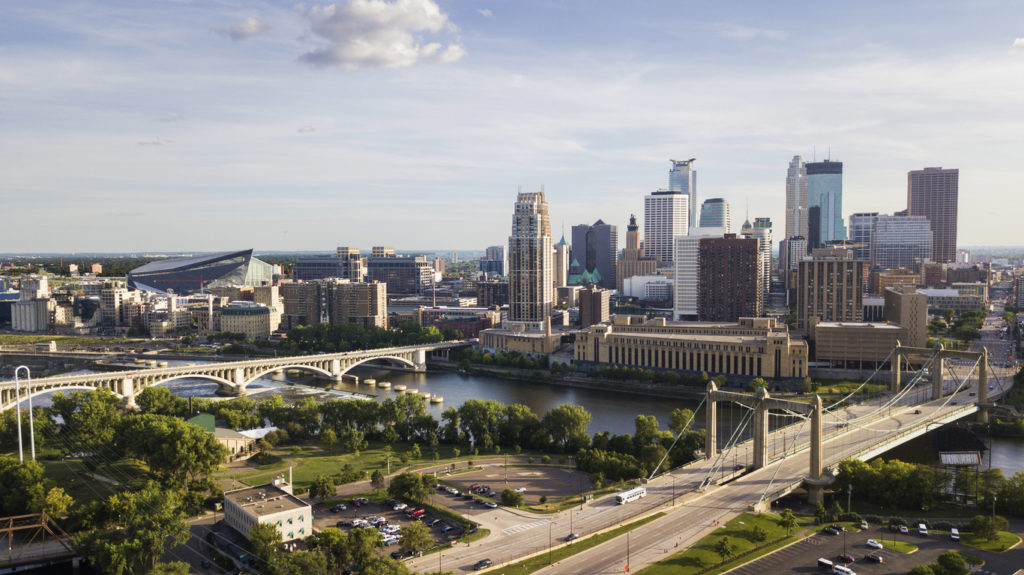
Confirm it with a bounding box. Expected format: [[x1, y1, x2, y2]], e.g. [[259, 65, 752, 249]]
[[816, 322, 904, 329], [225, 484, 308, 516]]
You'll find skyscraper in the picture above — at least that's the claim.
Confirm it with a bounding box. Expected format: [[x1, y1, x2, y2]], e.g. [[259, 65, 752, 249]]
[[644, 190, 689, 265], [806, 159, 846, 248], [741, 217, 773, 311], [907, 167, 959, 263], [617, 214, 657, 291], [847, 213, 879, 262], [508, 190, 553, 326], [570, 220, 618, 290], [673, 227, 726, 320], [796, 248, 865, 329], [697, 234, 762, 321], [870, 215, 933, 272], [553, 236, 569, 289], [698, 198, 731, 232], [669, 158, 697, 229], [785, 155, 808, 241]]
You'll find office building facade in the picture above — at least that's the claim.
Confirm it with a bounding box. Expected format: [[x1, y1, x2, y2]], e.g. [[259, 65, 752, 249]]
[[480, 245, 506, 277], [578, 285, 611, 328], [806, 160, 846, 248], [908, 167, 959, 263], [698, 234, 762, 321], [785, 155, 809, 241], [673, 227, 726, 320], [616, 214, 657, 292], [367, 254, 432, 295], [884, 284, 928, 348], [570, 220, 618, 290], [869, 215, 933, 272], [507, 190, 553, 326], [847, 212, 879, 262], [698, 198, 731, 232], [644, 190, 689, 265], [294, 247, 366, 282], [796, 248, 865, 329], [669, 158, 697, 229], [741, 217, 773, 312]]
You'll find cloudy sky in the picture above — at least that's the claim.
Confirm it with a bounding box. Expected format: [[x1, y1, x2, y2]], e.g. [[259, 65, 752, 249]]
[[2, 0, 1023, 253]]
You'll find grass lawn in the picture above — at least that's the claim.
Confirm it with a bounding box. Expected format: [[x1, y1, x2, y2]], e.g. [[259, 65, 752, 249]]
[[962, 531, 1021, 552], [640, 512, 805, 575], [879, 539, 918, 553], [525, 484, 623, 514], [488, 512, 665, 574]]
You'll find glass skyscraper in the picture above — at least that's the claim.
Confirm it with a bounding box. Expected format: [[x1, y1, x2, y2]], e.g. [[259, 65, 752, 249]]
[[669, 158, 697, 229], [698, 198, 731, 232], [806, 160, 846, 248]]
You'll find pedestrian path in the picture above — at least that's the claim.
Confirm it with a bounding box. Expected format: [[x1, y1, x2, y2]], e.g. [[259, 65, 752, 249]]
[[502, 519, 551, 536]]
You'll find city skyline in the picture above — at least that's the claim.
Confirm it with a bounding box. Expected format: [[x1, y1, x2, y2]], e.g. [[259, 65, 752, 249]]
[[3, 1, 1024, 252]]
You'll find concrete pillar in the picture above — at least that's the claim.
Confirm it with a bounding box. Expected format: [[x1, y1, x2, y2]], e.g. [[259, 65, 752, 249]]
[[705, 381, 718, 459], [752, 388, 770, 470], [933, 346, 944, 400], [414, 349, 427, 372], [233, 367, 246, 390], [810, 395, 823, 480], [121, 377, 137, 409], [978, 348, 989, 423], [891, 344, 902, 393]]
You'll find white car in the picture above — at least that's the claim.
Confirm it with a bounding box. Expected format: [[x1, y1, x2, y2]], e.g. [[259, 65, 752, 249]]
[[393, 503, 408, 511], [485, 501, 498, 508], [514, 487, 527, 493], [866, 539, 883, 549]]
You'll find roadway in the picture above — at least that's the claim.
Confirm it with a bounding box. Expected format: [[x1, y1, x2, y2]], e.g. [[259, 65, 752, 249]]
[[407, 350, 1016, 573]]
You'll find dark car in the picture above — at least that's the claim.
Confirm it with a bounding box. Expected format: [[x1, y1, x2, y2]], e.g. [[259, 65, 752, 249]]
[[837, 554, 855, 564], [200, 560, 212, 569], [822, 527, 839, 535], [473, 558, 492, 570], [830, 524, 847, 532], [565, 532, 580, 542], [864, 553, 884, 563]]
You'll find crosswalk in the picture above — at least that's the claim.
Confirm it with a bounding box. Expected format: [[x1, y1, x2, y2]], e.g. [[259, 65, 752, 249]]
[[502, 519, 551, 536]]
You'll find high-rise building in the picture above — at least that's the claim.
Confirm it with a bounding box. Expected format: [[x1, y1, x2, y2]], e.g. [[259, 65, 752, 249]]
[[698, 198, 731, 232], [616, 214, 657, 292], [673, 227, 726, 320], [294, 247, 366, 282], [796, 248, 865, 329], [806, 160, 846, 248], [741, 217, 773, 311], [480, 245, 505, 277], [281, 279, 386, 329], [847, 213, 879, 262], [477, 280, 509, 308], [578, 285, 611, 328], [508, 190, 553, 327], [908, 167, 959, 263], [366, 253, 432, 295], [869, 215, 933, 272], [884, 284, 928, 348], [644, 190, 689, 265], [553, 237, 570, 288], [669, 158, 697, 229], [697, 234, 762, 321], [570, 220, 618, 290], [785, 155, 809, 241]]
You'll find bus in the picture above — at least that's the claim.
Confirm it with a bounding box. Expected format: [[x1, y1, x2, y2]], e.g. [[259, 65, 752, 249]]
[[615, 487, 647, 505]]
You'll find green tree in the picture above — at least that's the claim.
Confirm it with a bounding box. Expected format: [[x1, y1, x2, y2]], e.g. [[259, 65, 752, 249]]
[[388, 472, 429, 502], [249, 522, 282, 563], [309, 474, 335, 502], [321, 428, 338, 448], [42, 487, 74, 518], [935, 550, 969, 575], [778, 508, 799, 535], [750, 524, 767, 542], [908, 566, 935, 575], [270, 550, 331, 574], [146, 562, 190, 575], [73, 482, 190, 575], [361, 556, 414, 575], [0, 457, 47, 515], [371, 469, 386, 492], [399, 521, 433, 553], [306, 527, 350, 569], [118, 414, 228, 489], [542, 404, 592, 452], [347, 527, 383, 567], [712, 536, 736, 563], [669, 408, 694, 436], [135, 387, 188, 417], [501, 488, 524, 507]]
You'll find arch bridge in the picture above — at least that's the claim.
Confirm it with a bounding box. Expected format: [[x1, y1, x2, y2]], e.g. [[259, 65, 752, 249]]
[[0, 342, 469, 410]]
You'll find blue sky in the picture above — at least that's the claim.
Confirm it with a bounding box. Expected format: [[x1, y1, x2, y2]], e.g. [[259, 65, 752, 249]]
[[2, 0, 1023, 252]]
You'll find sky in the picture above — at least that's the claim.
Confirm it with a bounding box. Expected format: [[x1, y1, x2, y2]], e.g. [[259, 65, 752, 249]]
[[2, 0, 1023, 253]]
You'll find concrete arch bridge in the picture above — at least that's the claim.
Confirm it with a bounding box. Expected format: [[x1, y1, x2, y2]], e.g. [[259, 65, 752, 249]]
[[0, 342, 469, 411]]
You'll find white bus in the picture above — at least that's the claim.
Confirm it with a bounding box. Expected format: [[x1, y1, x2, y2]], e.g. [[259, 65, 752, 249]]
[[616, 487, 647, 505]]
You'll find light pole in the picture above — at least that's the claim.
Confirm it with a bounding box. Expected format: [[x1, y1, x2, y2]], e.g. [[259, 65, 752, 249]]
[[626, 530, 630, 572], [548, 521, 552, 564], [672, 476, 676, 506], [847, 484, 852, 514], [570, 509, 573, 540], [14, 366, 35, 462]]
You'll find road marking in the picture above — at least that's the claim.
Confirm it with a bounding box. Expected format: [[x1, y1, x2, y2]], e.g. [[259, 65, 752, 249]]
[[502, 519, 550, 535]]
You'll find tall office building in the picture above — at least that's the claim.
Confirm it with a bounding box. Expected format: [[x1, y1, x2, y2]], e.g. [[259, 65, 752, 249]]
[[847, 213, 879, 262], [480, 245, 505, 277], [884, 284, 928, 348], [508, 191, 553, 326], [617, 215, 657, 292], [570, 220, 618, 290], [366, 253, 432, 295], [578, 285, 611, 328], [294, 246, 366, 282], [741, 217, 773, 311], [785, 155, 809, 241], [869, 215, 933, 272], [669, 158, 697, 229], [281, 279, 386, 329], [697, 234, 762, 321], [796, 248, 865, 329], [673, 227, 726, 320], [698, 198, 731, 232], [644, 190, 689, 265], [806, 160, 846, 249], [553, 236, 570, 288], [907, 167, 959, 263]]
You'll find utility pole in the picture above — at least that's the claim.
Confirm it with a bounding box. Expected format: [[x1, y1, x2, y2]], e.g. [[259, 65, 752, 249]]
[[626, 531, 630, 572], [672, 476, 676, 507], [847, 484, 852, 514], [548, 521, 552, 564]]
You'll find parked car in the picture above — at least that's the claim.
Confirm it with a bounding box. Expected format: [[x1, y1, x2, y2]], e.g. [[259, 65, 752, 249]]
[[485, 501, 498, 508], [473, 559, 492, 571], [836, 553, 855, 564], [393, 503, 408, 511], [427, 519, 442, 527], [859, 520, 869, 530], [830, 524, 846, 532], [899, 525, 909, 535], [864, 553, 884, 563], [866, 539, 883, 549], [822, 527, 839, 535]]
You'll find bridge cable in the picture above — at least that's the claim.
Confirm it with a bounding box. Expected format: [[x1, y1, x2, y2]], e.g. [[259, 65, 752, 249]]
[[647, 395, 706, 480], [822, 347, 897, 414], [701, 396, 759, 488]]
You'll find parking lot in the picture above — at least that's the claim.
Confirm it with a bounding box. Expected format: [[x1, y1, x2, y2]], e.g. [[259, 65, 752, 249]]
[[311, 497, 470, 557], [440, 465, 592, 507], [728, 524, 1024, 575]]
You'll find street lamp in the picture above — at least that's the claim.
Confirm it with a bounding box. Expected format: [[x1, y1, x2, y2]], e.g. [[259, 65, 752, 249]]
[[14, 366, 35, 463], [672, 476, 676, 507], [548, 521, 552, 564]]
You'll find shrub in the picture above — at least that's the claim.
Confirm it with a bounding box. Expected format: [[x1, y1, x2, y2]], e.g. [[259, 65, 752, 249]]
[[839, 512, 861, 522], [541, 455, 551, 464]]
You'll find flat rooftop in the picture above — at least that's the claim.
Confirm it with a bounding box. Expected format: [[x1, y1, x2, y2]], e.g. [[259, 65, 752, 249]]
[[225, 484, 308, 516]]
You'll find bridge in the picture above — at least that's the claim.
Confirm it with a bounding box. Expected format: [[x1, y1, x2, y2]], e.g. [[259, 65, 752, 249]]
[[0, 341, 469, 411], [0, 512, 76, 571]]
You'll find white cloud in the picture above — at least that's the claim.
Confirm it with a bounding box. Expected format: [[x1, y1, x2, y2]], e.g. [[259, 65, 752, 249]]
[[297, 125, 316, 133], [477, 9, 492, 18], [299, 0, 466, 69], [714, 23, 787, 40], [1013, 38, 1024, 50], [214, 17, 267, 41]]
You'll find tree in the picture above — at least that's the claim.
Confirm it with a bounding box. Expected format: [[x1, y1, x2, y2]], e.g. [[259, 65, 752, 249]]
[[778, 508, 798, 535], [347, 527, 383, 567], [908, 566, 935, 575], [935, 550, 969, 575], [309, 474, 335, 502], [712, 536, 736, 563], [399, 521, 433, 553], [306, 528, 350, 569], [969, 514, 1007, 541], [73, 482, 190, 575], [118, 414, 228, 489], [42, 487, 74, 518], [669, 408, 694, 437], [361, 556, 414, 575], [146, 562, 190, 575], [750, 524, 767, 542], [501, 488, 524, 507], [321, 428, 338, 448], [542, 404, 592, 452], [388, 472, 429, 502], [135, 387, 188, 417], [249, 522, 282, 564], [270, 550, 331, 574], [371, 469, 386, 492]]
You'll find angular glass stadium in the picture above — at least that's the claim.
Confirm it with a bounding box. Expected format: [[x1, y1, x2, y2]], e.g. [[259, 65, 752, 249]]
[[127, 249, 273, 294]]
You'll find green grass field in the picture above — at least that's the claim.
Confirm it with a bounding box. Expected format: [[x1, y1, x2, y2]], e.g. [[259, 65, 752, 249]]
[[879, 539, 918, 553], [640, 512, 804, 575], [487, 512, 665, 574], [962, 531, 1021, 552]]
